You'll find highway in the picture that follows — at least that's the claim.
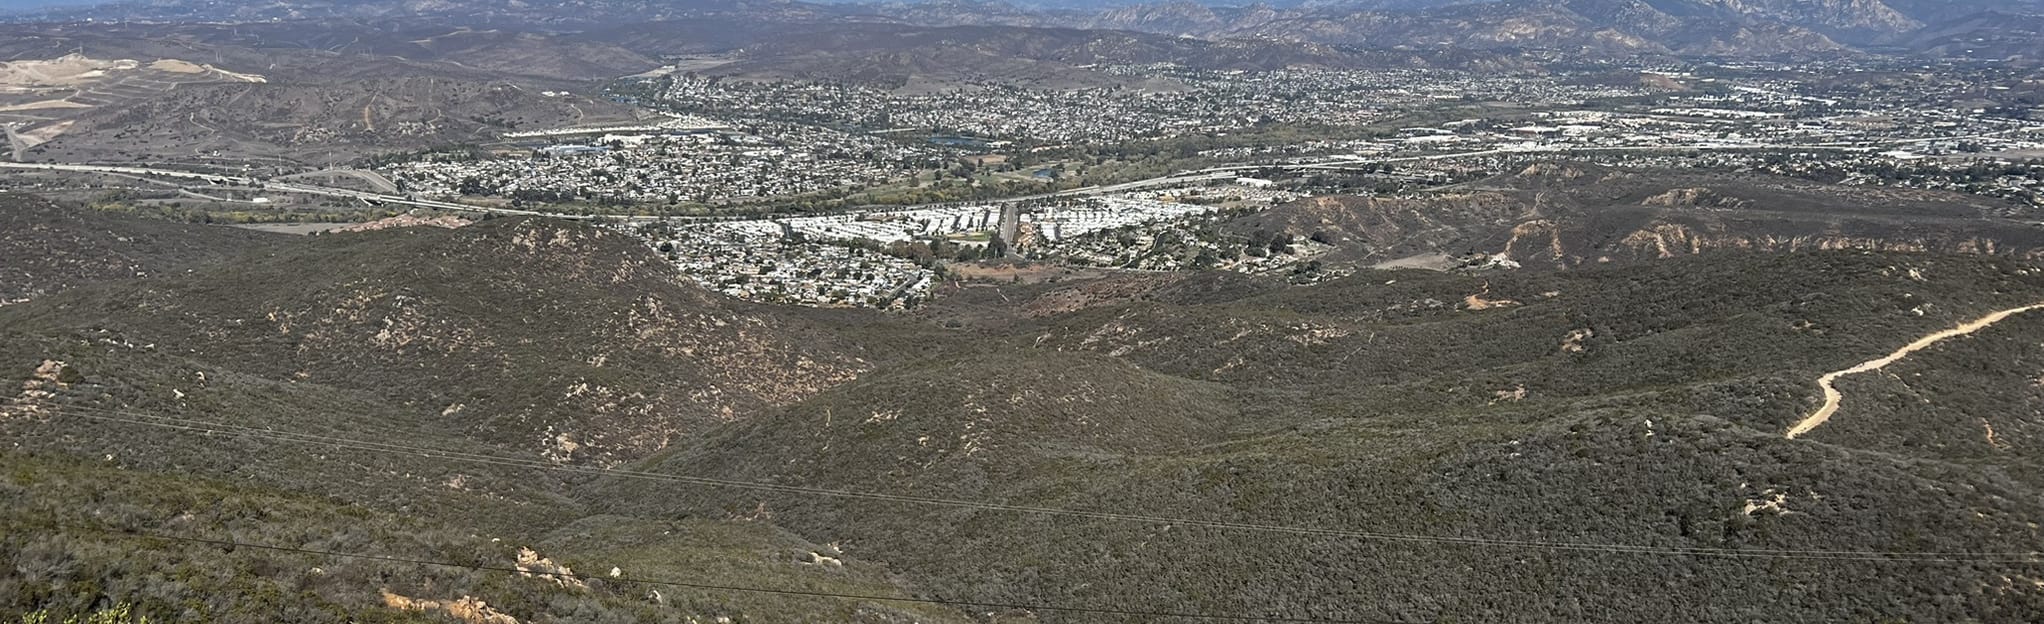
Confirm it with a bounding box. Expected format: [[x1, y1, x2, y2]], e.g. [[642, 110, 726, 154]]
[[0, 142, 1897, 224], [278, 168, 401, 194], [0, 161, 586, 219]]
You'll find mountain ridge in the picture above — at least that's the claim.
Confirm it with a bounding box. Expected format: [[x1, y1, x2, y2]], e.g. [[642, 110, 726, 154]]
[[23, 0, 2044, 58]]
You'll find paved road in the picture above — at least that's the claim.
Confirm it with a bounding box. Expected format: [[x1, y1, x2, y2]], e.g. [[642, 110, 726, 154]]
[[0, 142, 1905, 224], [278, 168, 401, 194], [0, 161, 582, 219]]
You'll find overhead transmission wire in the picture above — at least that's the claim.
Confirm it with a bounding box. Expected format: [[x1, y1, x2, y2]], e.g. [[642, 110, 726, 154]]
[[34, 402, 2044, 564], [50, 521, 1405, 624]]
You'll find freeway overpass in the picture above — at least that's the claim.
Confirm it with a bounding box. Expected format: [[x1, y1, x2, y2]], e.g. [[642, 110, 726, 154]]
[[0, 162, 587, 219], [277, 168, 402, 194], [0, 142, 1889, 224]]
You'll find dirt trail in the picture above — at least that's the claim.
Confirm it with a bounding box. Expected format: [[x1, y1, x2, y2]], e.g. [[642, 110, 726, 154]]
[[1786, 302, 2044, 439], [3, 125, 24, 161]]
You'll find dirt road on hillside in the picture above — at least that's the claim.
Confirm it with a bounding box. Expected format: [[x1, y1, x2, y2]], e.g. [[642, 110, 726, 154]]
[[1787, 303, 2044, 439]]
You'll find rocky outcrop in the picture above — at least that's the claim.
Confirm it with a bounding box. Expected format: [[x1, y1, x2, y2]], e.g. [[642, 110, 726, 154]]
[[381, 590, 520, 624], [1640, 188, 1752, 210], [1, 359, 72, 420], [329, 214, 472, 233]]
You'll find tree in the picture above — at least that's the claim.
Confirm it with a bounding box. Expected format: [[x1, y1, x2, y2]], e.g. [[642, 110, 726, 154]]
[[55, 364, 85, 385], [987, 232, 1011, 258], [1270, 233, 1295, 255]]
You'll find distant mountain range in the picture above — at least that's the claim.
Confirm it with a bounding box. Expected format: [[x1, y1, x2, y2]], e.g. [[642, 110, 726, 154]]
[[0, 0, 110, 14], [19, 0, 2044, 59], [885, 0, 2044, 50]]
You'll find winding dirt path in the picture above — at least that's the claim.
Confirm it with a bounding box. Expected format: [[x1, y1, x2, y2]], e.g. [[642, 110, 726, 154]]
[[1786, 302, 2044, 439]]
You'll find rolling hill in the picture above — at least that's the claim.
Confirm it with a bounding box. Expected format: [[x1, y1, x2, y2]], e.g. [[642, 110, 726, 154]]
[[25, 76, 636, 165], [1233, 162, 2044, 271], [0, 22, 647, 164], [0, 192, 278, 305], [600, 250, 2044, 623], [2, 214, 870, 466], [29, 0, 2044, 59], [0, 203, 965, 622], [7, 197, 2044, 622]]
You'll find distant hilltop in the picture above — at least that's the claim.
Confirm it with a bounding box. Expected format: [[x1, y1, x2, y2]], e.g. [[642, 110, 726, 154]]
[[19, 0, 2044, 60]]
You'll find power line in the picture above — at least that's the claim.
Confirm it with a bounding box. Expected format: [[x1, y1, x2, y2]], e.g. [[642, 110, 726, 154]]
[[37, 403, 2044, 563], [55, 521, 1404, 624], [45, 403, 2044, 562]]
